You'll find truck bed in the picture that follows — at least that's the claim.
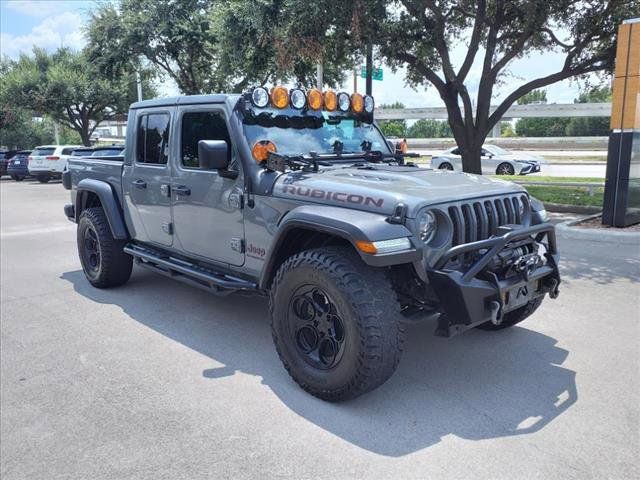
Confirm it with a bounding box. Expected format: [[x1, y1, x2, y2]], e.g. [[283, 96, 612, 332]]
[[67, 156, 125, 206]]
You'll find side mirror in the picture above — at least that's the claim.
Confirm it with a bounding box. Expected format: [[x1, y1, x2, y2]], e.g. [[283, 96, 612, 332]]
[[198, 140, 229, 170]]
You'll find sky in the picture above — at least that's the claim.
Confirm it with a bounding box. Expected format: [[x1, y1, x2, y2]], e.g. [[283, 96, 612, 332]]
[[0, 0, 602, 107]]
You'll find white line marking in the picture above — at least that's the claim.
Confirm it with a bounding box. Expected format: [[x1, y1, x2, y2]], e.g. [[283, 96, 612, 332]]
[[1, 224, 75, 238]]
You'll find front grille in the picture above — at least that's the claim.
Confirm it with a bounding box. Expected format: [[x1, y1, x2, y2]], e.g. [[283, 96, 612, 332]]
[[447, 194, 529, 246]]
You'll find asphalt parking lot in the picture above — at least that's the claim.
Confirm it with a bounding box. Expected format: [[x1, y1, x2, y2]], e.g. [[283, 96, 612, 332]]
[[1, 178, 638, 479]]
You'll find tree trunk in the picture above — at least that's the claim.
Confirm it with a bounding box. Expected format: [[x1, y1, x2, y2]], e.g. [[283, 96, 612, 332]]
[[459, 140, 483, 175], [78, 123, 91, 146]]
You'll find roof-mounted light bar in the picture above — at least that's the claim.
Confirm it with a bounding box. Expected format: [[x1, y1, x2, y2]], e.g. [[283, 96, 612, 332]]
[[247, 86, 374, 117]]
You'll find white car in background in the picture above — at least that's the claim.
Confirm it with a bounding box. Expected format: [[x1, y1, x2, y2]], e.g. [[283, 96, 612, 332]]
[[28, 145, 82, 183], [431, 144, 543, 175]]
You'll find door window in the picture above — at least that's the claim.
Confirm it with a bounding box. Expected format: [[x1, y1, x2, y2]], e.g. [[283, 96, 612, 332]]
[[137, 113, 170, 165], [180, 111, 231, 169]]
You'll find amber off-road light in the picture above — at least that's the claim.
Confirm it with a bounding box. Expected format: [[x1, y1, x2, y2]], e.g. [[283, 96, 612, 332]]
[[323, 90, 337, 111], [351, 93, 364, 113], [270, 86, 289, 109], [307, 88, 323, 110], [252, 140, 277, 163], [337, 92, 350, 112], [251, 87, 269, 108]]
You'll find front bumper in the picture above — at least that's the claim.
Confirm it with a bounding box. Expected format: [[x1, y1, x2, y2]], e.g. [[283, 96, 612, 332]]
[[518, 163, 541, 174], [426, 223, 560, 337]]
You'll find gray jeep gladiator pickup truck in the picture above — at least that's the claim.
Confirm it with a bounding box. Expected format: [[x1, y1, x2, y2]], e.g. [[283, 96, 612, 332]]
[[63, 86, 560, 401]]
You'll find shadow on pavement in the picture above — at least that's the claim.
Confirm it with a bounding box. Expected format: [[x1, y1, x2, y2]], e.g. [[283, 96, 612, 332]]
[[62, 268, 577, 457]]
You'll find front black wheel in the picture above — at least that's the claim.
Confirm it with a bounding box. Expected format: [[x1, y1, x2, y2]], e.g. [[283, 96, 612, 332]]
[[439, 162, 454, 171], [11, 174, 24, 181], [77, 207, 132, 288], [270, 247, 404, 401]]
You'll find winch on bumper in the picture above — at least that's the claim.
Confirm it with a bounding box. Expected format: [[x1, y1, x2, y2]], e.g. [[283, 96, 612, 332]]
[[426, 223, 560, 337]]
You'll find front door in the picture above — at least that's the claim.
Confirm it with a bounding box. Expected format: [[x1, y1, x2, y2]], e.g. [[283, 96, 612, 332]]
[[124, 111, 173, 247], [171, 108, 245, 266]]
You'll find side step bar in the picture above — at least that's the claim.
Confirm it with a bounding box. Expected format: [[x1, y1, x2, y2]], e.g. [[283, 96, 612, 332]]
[[123, 244, 258, 294]]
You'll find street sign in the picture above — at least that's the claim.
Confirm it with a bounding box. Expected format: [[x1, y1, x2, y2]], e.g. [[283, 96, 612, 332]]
[[360, 66, 383, 81]]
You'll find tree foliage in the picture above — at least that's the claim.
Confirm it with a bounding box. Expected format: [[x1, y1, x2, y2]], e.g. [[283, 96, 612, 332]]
[[274, 0, 635, 173], [1, 48, 129, 146], [378, 102, 407, 137], [407, 119, 453, 138], [85, 0, 352, 95]]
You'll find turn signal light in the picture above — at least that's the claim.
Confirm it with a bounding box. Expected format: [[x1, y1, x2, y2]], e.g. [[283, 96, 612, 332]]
[[251, 140, 277, 163], [46, 156, 60, 160], [270, 86, 289, 109]]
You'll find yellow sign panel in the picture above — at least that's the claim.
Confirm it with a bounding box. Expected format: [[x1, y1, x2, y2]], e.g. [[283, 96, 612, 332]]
[[611, 20, 640, 130]]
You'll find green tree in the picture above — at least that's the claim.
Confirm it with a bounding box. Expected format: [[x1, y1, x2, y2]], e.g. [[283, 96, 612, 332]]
[[378, 102, 407, 137], [407, 119, 452, 138], [2, 48, 129, 146], [517, 89, 548, 105], [85, 0, 350, 95], [0, 107, 51, 149], [274, 0, 633, 173]]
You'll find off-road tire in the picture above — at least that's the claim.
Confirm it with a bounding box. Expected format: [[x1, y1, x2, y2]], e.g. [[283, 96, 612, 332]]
[[36, 174, 50, 183], [496, 162, 515, 175], [477, 297, 543, 330], [77, 207, 132, 288], [11, 175, 24, 181], [270, 246, 404, 401], [439, 162, 454, 171]]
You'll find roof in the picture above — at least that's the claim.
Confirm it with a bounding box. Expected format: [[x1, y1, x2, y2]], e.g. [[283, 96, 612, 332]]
[[129, 94, 241, 110]]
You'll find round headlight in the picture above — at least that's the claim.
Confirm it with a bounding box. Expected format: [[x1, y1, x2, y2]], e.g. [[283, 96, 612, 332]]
[[251, 87, 269, 108], [363, 95, 374, 113], [290, 89, 306, 109], [337, 92, 350, 112], [417, 210, 437, 243]]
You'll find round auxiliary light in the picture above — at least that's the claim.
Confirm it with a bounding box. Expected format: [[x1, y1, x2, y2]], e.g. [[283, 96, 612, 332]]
[[270, 85, 289, 109], [417, 210, 437, 244], [364, 94, 374, 113], [251, 140, 277, 163], [290, 88, 306, 109], [251, 87, 269, 108], [337, 92, 350, 112], [351, 93, 364, 113], [323, 90, 337, 111], [307, 88, 323, 110]]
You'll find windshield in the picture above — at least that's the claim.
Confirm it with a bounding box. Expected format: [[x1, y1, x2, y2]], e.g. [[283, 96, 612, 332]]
[[243, 114, 390, 157], [92, 149, 123, 156], [485, 145, 509, 155]]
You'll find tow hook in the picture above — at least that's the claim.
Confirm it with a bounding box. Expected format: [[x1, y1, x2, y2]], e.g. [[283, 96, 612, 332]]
[[514, 253, 541, 281], [489, 300, 502, 326], [544, 277, 560, 299]]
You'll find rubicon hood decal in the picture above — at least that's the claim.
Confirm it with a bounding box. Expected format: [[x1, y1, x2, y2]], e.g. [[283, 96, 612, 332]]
[[275, 166, 526, 217]]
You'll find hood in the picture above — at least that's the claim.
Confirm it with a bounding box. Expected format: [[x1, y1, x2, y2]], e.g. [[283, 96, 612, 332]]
[[274, 165, 526, 217]]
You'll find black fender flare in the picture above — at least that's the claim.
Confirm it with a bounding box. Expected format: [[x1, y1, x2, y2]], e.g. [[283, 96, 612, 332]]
[[259, 205, 420, 288], [76, 179, 129, 240]]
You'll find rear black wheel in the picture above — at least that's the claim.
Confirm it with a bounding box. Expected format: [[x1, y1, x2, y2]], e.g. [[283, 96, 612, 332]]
[[477, 297, 543, 330], [11, 175, 24, 181], [270, 246, 404, 401], [77, 207, 132, 288], [496, 162, 515, 175], [439, 162, 454, 171]]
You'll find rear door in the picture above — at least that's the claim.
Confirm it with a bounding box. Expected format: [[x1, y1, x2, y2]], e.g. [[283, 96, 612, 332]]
[[170, 107, 245, 266], [123, 110, 174, 247]]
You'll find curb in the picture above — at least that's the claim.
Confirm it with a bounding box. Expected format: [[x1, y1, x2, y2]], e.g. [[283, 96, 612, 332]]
[[556, 213, 640, 245], [544, 162, 605, 166], [544, 203, 602, 214]]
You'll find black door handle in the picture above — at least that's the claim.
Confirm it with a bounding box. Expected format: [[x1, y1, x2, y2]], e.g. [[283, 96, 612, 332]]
[[132, 179, 147, 189], [173, 185, 191, 196]]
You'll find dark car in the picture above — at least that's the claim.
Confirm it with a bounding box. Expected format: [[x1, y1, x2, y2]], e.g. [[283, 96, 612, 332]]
[[0, 150, 19, 176], [6, 150, 32, 181]]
